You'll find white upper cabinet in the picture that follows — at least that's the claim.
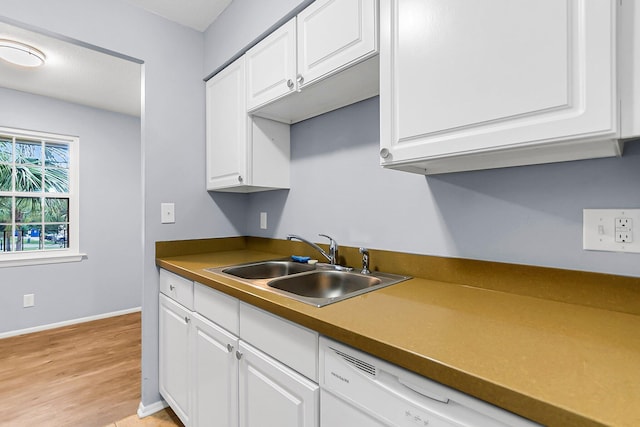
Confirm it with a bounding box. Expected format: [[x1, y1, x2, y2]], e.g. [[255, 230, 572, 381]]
[[249, 0, 379, 124], [380, 0, 634, 175], [206, 56, 247, 190], [620, 0, 640, 138], [246, 19, 297, 111], [206, 56, 290, 193], [297, 0, 377, 87]]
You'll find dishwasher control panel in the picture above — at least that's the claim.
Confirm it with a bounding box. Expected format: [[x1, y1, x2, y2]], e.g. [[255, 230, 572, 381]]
[[403, 408, 435, 426]]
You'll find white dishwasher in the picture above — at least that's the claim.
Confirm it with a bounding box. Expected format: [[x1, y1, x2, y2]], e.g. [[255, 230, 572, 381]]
[[319, 337, 541, 427]]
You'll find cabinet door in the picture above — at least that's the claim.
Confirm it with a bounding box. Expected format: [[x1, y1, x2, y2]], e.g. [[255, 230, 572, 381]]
[[159, 294, 191, 426], [620, 0, 640, 138], [246, 18, 297, 110], [206, 56, 248, 190], [191, 312, 239, 427], [239, 341, 319, 427], [380, 0, 618, 172], [297, 0, 377, 88]]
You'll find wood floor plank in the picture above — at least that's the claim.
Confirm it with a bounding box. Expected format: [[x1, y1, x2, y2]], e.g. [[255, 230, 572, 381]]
[[0, 313, 141, 427]]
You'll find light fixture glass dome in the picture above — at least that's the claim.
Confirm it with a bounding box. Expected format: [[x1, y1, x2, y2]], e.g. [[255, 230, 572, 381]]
[[0, 39, 46, 67]]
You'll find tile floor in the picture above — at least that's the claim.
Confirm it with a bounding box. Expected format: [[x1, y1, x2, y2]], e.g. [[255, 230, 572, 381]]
[[104, 408, 183, 427]]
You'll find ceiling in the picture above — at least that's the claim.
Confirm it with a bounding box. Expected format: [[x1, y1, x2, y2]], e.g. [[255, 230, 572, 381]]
[[125, 0, 232, 32], [0, 1, 232, 118], [0, 21, 142, 117]]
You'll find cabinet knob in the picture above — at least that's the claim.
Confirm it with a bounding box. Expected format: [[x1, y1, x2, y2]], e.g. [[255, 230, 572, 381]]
[[380, 148, 390, 159], [237, 175, 243, 183], [287, 79, 294, 89], [227, 343, 234, 353], [184, 316, 190, 323], [235, 351, 243, 360], [169, 284, 175, 291], [296, 75, 304, 92]]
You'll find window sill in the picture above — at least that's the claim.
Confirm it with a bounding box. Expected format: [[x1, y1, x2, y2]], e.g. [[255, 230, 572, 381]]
[[0, 252, 87, 268]]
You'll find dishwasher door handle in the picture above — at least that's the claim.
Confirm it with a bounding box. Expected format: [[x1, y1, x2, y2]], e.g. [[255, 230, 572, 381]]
[[397, 377, 450, 404], [376, 370, 451, 404]]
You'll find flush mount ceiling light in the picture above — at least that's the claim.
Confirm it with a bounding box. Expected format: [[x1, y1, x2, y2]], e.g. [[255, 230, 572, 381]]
[[0, 39, 46, 67]]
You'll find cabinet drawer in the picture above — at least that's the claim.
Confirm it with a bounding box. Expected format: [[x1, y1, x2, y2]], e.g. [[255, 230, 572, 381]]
[[160, 269, 194, 310], [240, 302, 318, 381], [194, 282, 239, 336]]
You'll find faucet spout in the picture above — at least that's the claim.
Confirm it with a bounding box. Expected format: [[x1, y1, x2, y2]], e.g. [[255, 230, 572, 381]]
[[287, 233, 339, 265]]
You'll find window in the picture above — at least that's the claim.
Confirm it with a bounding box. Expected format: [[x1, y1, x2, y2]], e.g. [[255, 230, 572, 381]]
[[0, 127, 82, 267]]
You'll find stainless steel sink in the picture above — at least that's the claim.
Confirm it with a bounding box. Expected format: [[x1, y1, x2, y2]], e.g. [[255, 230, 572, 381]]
[[267, 269, 409, 306], [268, 270, 381, 298], [207, 260, 410, 307], [222, 260, 315, 279]]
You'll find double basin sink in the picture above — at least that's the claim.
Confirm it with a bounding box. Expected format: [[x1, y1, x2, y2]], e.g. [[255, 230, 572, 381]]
[[207, 260, 410, 307]]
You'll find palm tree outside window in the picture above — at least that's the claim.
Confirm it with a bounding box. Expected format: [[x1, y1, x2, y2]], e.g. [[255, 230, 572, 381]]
[[0, 128, 77, 257]]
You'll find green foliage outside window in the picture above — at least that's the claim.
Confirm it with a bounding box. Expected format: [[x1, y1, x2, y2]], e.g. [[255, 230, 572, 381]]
[[0, 136, 71, 253]]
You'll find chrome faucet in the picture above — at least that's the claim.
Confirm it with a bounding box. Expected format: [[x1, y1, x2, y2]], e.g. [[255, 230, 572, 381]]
[[359, 247, 370, 274], [287, 233, 339, 265]]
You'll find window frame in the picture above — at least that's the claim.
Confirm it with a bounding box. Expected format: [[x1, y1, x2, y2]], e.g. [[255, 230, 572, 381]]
[[0, 126, 84, 267]]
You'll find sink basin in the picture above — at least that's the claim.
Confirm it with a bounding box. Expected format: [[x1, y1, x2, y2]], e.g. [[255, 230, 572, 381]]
[[222, 260, 315, 279], [207, 260, 410, 307], [267, 269, 409, 306], [268, 270, 381, 299]]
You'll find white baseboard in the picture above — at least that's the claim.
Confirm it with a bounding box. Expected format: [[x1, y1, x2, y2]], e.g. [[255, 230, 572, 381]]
[[0, 306, 142, 339], [137, 399, 169, 418]]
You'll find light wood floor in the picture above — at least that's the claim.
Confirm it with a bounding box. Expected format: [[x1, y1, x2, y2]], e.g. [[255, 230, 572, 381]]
[[0, 312, 181, 427]]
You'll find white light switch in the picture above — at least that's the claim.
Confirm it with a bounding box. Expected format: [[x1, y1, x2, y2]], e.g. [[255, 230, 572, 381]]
[[260, 212, 267, 230], [161, 203, 175, 224], [583, 209, 640, 253]]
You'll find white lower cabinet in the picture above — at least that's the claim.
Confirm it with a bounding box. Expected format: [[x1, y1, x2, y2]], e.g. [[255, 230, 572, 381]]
[[191, 312, 239, 427], [239, 341, 319, 427], [159, 294, 191, 426], [159, 275, 319, 427], [193, 309, 319, 427]]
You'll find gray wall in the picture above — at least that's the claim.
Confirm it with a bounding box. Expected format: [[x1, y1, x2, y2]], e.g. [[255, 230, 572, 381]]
[[246, 97, 640, 278], [0, 87, 142, 333], [0, 0, 246, 408]]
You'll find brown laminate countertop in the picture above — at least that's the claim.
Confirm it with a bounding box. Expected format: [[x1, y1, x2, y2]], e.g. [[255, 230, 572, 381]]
[[157, 248, 640, 427]]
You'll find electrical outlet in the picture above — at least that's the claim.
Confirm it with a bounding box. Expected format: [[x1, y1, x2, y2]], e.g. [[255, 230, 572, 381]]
[[615, 232, 632, 243], [23, 294, 35, 308], [583, 209, 640, 253], [616, 217, 632, 230], [614, 217, 633, 243], [260, 212, 267, 230]]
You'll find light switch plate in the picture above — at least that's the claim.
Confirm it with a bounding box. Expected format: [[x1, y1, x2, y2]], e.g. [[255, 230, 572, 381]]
[[583, 209, 640, 253], [161, 203, 175, 224]]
